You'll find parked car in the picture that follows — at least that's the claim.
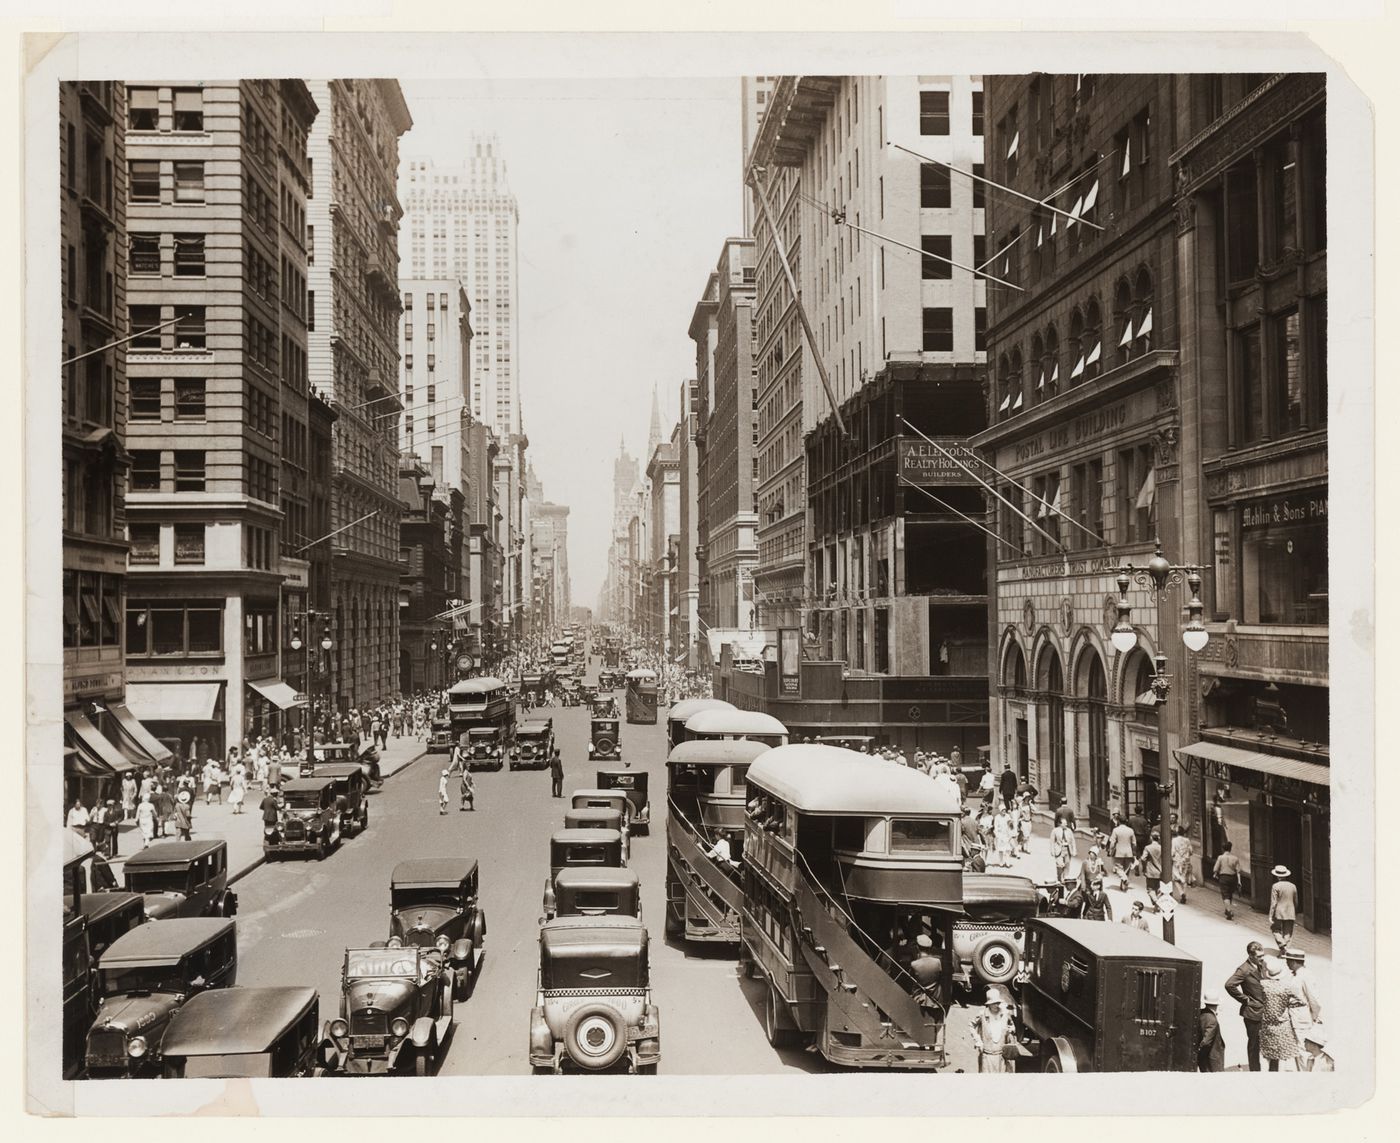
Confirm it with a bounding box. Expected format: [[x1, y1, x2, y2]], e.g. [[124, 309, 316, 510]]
[[542, 828, 625, 921], [63, 913, 95, 1079], [950, 873, 1039, 992], [528, 916, 660, 1074], [1016, 917, 1203, 1072], [121, 840, 237, 920], [595, 768, 650, 834], [73, 892, 146, 962], [386, 858, 486, 1000], [588, 716, 621, 762], [315, 762, 371, 838], [548, 867, 642, 922], [322, 946, 455, 1075], [465, 725, 508, 771], [84, 917, 237, 1077], [264, 778, 343, 861], [161, 986, 324, 1078], [511, 719, 555, 770]]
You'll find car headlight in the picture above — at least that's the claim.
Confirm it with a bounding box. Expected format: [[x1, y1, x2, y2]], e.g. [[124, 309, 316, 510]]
[[390, 1017, 409, 1038], [387, 935, 403, 948], [435, 934, 451, 953], [329, 1018, 348, 1039], [127, 1036, 148, 1058]]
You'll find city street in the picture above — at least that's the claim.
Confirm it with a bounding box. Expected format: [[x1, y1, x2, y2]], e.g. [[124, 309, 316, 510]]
[[231, 669, 833, 1075]]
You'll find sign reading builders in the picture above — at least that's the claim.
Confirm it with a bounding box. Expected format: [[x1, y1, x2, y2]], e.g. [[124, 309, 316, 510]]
[[897, 436, 985, 486]]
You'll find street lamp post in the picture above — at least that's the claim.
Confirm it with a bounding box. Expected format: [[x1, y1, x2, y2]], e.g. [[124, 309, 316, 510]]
[[1110, 539, 1210, 910], [290, 614, 334, 769]]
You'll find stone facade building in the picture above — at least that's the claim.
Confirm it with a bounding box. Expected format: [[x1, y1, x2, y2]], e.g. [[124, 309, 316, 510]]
[[307, 79, 412, 712]]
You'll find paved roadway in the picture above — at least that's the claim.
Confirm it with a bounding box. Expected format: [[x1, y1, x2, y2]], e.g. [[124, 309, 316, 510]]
[[232, 664, 868, 1076]]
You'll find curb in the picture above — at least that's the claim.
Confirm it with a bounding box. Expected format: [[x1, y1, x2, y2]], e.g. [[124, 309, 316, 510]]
[[226, 746, 429, 888]]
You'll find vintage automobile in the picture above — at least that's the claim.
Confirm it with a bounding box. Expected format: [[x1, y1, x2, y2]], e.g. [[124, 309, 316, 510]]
[[1016, 917, 1203, 1072], [386, 858, 486, 1001], [510, 718, 555, 770], [121, 840, 237, 920], [595, 768, 650, 835], [314, 762, 372, 838], [161, 986, 324, 1078], [542, 828, 626, 921], [74, 892, 147, 962], [529, 915, 660, 1074], [264, 778, 343, 861], [465, 724, 508, 771], [84, 917, 237, 1077], [548, 867, 642, 921], [597, 669, 623, 691], [297, 739, 357, 777], [427, 717, 456, 754], [564, 806, 625, 839], [520, 672, 549, 705], [63, 912, 95, 1079], [591, 696, 621, 719], [323, 946, 455, 1076], [950, 873, 1040, 992], [588, 716, 621, 762], [570, 789, 632, 850]]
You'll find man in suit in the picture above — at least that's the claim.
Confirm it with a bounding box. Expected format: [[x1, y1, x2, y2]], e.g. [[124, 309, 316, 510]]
[[1225, 940, 1267, 1071], [1197, 990, 1226, 1071], [1269, 865, 1300, 948]]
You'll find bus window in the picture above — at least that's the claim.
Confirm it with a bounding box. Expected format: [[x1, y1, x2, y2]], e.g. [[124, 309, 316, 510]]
[[890, 818, 954, 855], [832, 816, 866, 853]]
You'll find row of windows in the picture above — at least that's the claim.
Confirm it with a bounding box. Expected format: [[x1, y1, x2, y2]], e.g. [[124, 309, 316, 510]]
[[130, 232, 205, 277], [918, 88, 984, 136], [130, 377, 206, 422], [999, 442, 1157, 556], [129, 159, 203, 205], [920, 306, 987, 353], [128, 87, 205, 133], [125, 601, 225, 658], [62, 570, 122, 650]]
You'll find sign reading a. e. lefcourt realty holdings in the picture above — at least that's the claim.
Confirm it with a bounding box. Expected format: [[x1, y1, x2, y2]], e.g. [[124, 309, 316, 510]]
[[897, 437, 985, 485]]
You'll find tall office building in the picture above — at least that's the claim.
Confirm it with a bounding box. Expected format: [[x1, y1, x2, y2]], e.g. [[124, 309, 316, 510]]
[[398, 280, 472, 492], [122, 80, 319, 756], [307, 79, 413, 711], [401, 141, 521, 441]]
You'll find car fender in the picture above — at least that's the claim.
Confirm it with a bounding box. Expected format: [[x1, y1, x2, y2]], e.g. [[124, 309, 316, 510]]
[[1045, 1035, 1083, 1072], [410, 1015, 436, 1050], [469, 911, 486, 944], [218, 890, 238, 917]]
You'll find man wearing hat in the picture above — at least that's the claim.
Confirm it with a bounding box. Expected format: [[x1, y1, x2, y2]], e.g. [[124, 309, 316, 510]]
[[1269, 865, 1299, 947], [1283, 947, 1323, 1057], [970, 987, 1016, 1073], [1197, 991, 1225, 1071], [173, 788, 193, 841], [908, 933, 946, 1014]]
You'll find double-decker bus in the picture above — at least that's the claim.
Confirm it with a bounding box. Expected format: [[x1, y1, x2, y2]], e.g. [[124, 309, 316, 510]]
[[446, 676, 514, 742], [664, 738, 771, 944], [683, 707, 789, 748], [665, 698, 735, 751], [740, 744, 962, 1069]]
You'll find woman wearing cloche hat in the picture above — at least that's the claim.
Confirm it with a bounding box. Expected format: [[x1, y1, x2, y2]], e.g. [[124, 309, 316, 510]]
[[969, 987, 1017, 1073], [1268, 864, 1299, 947]]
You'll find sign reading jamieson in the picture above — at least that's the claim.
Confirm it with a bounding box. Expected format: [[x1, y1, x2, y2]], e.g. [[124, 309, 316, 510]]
[[897, 437, 985, 486]]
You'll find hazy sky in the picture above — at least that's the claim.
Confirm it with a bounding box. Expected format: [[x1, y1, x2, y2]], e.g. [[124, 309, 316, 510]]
[[397, 78, 744, 611]]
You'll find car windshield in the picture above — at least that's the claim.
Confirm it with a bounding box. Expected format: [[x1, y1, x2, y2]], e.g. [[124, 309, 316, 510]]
[[469, 730, 496, 740], [543, 954, 646, 990], [890, 818, 955, 855], [283, 791, 324, 810], [558, 845, 609, 866], [345, 949, 421, 979], [101, 965, 186, 995], [181, 1052, 274, 1078], [125, 868, 190, 894], [393, 887, 462, 911]]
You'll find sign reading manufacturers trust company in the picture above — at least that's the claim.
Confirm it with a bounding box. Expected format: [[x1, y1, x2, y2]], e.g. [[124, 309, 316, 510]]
[[897, 437, 987, 486]]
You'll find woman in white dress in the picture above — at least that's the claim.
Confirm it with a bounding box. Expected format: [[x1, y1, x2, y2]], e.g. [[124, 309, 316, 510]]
[[135, 794, 157, 848]]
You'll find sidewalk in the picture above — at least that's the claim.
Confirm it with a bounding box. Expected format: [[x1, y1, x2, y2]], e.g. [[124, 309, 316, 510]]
[[102, 732, 431, 886], [1009, 813, 1332, 1070]]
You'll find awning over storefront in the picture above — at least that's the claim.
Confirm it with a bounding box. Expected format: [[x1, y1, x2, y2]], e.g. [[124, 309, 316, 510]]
[[125, 682, 222, 723], [65, 708, 135, 775], [108, 700, 173, 765], [1176, 741, 1330, 788], [247, 679, 305, 710]]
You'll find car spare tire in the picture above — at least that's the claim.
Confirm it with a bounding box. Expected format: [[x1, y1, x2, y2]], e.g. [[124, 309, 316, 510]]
[[972, 934, 1020, 985], [562, 1003, 628, 1071], [594, 736, 616, 755]]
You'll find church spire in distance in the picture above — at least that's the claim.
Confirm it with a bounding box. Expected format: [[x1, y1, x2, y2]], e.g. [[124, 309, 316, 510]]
[[647, 385, 664, 458]]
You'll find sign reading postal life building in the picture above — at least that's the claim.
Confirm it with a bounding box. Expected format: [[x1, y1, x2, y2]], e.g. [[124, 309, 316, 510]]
[[897, 437, 986, 486]]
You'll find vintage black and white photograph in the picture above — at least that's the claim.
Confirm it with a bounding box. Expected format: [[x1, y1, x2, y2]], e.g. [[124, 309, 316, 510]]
[[22, 22, 1375, 1118]]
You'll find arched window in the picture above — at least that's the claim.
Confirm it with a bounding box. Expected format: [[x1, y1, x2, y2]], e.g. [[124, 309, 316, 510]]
[[1113, 278, 1134, 366], [1068, 307, 1085, 386], [1040, 647, 1066, 796], [1133, 267, 1154, 356], [1030, 333, 1046, 402], [1009, 348, 1024, 416], [1085, 652, 1110, 809], [1003, 641, 1027, 692], [996, 353, 1012, 419], [1044, 325, 1060, 397], [1084, 297, 1103, 380]]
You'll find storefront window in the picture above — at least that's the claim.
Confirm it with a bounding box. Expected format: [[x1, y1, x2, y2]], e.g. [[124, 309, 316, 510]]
[[1240, 490, 1328, 625]]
